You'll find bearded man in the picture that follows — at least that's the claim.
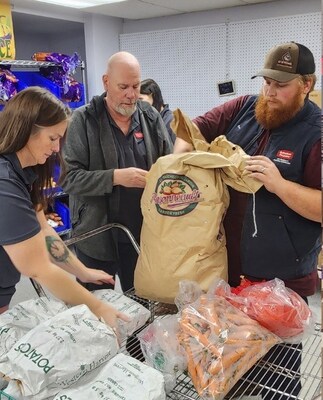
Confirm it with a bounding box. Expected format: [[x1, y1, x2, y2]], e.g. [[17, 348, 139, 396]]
[[62, 51, 173, 292], [174, 42, 320, 399]]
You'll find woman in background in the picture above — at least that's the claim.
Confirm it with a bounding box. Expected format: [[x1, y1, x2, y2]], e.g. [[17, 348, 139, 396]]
[[140, 78, 176, 143], [0, 86, 128, 332]]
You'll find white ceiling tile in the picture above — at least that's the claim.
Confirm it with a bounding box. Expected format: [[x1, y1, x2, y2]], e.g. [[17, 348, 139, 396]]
[[83, 0, 182, 19], [11, 0, 281, 20], [143, 0, 246, 12]]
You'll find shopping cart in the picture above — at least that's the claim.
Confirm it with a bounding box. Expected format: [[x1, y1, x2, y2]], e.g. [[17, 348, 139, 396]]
[[29, 222, 141, 298], [121, 290, 322, 400], [2, 223, 322, 400]]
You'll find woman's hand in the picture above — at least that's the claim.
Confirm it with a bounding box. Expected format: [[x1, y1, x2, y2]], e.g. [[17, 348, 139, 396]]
[[94, 301, 131, 338], [46, 212, 64, 226], [78, 268, 115, 286]]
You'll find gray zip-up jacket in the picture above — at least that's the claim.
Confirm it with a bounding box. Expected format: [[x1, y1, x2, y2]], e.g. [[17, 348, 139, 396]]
[[61, 93, 173, 261]]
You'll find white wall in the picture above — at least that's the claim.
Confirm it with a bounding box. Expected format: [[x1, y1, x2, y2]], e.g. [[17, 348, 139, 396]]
[[14, 31, 50, 60], [120, 0, 321, 117], [83, 14, 123, 98], [14, 30, 86, 62]]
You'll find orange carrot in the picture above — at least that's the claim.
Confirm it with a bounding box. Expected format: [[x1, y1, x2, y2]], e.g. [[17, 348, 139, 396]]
[[209, 347, 248, 375]]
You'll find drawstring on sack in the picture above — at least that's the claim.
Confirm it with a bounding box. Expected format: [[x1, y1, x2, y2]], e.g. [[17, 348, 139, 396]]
[[252, 192, 258, 238]]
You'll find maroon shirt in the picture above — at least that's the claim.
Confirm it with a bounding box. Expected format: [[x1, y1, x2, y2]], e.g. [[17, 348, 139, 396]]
[[194, 96, 320, 296]]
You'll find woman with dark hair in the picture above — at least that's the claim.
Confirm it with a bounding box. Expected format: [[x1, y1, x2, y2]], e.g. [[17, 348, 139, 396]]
[[140, 78, 176, 143], [0, 86, 128, 331]]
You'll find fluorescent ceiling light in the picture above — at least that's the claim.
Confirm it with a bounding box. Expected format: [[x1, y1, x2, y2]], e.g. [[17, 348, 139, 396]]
[[33, 0, 127, 9]]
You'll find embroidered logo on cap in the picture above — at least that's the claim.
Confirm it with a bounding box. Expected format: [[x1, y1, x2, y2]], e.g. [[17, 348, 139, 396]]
[[277, 51, 293, 69]]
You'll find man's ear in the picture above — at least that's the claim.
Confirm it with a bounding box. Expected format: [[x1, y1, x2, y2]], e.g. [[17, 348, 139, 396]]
[[102, 74, 109, 91], [303, 78, 313, 95]]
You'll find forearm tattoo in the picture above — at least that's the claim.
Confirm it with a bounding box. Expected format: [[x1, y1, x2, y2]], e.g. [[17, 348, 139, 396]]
[[45, 236, 70, 264]]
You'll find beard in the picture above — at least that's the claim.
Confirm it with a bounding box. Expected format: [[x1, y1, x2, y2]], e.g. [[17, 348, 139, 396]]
[[115, 102, 137, 117], [255, 89, 304, 130]]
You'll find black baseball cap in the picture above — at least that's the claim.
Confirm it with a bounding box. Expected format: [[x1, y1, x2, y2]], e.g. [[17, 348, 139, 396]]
[[251, 42, 315, 82]]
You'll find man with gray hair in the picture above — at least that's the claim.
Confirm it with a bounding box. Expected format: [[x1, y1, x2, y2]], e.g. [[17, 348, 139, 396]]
[[62, 51, 173, 292]]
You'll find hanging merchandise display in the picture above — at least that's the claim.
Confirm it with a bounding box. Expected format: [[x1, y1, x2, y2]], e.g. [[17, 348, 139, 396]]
[[0, 66, 19, 100], [32, 52, 83, 103], [0, 53, 86, 108]]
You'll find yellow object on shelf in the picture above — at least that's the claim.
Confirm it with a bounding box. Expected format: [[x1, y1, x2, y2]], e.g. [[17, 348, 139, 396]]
[[0, 0, 15, 60]]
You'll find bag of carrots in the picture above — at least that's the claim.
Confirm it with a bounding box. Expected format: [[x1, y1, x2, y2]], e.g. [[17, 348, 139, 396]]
[[211, 277, 313, 343], [178, 294, 281, 400]]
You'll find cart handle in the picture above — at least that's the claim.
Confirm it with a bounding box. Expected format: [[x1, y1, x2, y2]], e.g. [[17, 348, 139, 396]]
[[64, 222, 140, 255]]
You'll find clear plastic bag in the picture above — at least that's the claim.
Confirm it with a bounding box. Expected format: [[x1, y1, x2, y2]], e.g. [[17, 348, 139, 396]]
[[178, 293, 281, 400], [138, 314, 187, 393], [210, 277, 313, 343], [174, 280, 203, 312]]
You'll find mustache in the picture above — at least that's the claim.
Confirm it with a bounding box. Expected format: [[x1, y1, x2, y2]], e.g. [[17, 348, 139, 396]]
[[263, 97, 280, 104]]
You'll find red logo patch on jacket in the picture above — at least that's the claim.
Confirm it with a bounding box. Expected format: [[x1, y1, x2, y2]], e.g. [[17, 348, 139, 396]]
[[276, 150, 294, 160], [134, 132, 144, 139]]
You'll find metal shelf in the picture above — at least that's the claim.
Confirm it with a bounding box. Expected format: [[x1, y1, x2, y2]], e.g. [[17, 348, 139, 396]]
[[121, 291, 322, 400], [0, 59, 85, 69], [2, 292, 320, 400], [0, 58, 87, 103], [0, 59, 57, 68]]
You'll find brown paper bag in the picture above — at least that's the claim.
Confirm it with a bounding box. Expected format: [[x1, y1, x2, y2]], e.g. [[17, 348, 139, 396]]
[[134, 111, 262, 303]]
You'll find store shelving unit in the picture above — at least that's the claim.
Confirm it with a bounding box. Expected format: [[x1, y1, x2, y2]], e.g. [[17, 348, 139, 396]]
[[0, 58, 87, 106], [0, 59, 86, 87], [0, 57, 88, 237]]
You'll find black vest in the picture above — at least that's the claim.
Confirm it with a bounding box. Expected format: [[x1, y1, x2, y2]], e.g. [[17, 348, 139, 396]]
[[226, 96, 321, 280]]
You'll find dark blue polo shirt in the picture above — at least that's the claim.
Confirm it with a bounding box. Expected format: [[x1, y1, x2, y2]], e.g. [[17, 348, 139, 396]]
[[0, 154, 40, 306], [106, 109, 148, 242]]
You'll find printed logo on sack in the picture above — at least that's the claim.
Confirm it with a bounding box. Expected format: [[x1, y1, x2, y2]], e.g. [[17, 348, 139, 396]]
[[274, 149, 294, 165], [151, 173, 202, 217]]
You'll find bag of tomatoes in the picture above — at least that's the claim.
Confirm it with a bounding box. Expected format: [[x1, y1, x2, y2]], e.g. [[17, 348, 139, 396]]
[[210, 277, 313, 343]]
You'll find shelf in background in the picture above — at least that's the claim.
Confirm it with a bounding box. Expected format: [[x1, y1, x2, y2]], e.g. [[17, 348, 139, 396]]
[[0, 59, 57, 68], [0, 59, 85, 69]]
